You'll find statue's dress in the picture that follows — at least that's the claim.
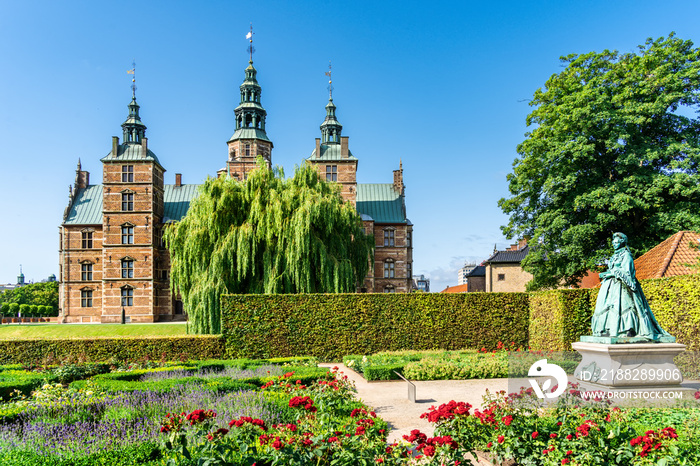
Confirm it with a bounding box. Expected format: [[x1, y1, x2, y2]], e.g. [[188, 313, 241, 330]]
[[591, 247, 670, 340]]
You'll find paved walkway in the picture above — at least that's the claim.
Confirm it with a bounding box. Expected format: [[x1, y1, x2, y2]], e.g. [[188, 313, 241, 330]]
[[320, 363, 507, 459]]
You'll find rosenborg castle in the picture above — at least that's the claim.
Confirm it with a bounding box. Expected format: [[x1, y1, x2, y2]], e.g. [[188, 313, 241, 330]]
[[59, 56, 413, 323]]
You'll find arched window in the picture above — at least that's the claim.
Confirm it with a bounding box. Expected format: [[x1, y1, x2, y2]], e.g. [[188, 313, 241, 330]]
[[384, 259, 395, 278], [383, 286, 395, 293]]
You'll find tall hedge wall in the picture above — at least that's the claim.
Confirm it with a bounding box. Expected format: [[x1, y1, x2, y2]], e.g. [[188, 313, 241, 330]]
[[529, 289, 593, 351], [0, 335, 224, 364], [222, 293, 530, 360]]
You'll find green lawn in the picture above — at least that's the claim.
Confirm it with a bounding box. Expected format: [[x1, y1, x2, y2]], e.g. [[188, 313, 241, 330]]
[[0, 323, 188, 340]]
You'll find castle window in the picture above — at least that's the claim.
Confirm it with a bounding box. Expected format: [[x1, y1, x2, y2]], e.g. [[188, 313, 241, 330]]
[[326, 165, 337, 182], [121, 287, 133, 306], [498, 274, 506, 281], [384, 229, 395, 247], [121, 226, 134, 244], [81, 289, 93, 307], [383, 286, 395, 293], [121, 192, 134, 211], [245, 144, 251, 157], [122, 165, 134, 182], [121, 259, 134, 278], [406, 231, 411, 248], [81, 231, 93, 249], [384, 260, 395, 278], [81, 263, 93, 281]]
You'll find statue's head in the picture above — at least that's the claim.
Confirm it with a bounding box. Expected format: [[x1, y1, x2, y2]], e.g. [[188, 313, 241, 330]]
[[612, 232, 628, 247]]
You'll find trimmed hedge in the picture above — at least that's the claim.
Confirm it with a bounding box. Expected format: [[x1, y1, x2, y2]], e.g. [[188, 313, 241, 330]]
[[0, 335, 225, 364], [529, 289, 593, 351], [0, 370, 57, 400], [222, 293, 530, 360]]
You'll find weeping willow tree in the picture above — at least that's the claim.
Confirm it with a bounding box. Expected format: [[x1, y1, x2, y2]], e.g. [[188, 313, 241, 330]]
[[165, 161, 374, 334]]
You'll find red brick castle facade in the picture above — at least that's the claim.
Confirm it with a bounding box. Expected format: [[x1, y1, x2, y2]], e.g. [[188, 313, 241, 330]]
[[59, 57, 413, 323]]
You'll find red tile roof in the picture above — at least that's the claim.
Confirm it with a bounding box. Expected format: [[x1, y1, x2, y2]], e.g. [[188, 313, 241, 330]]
[[440, 284, 470, 293], [634, 231, 700, 280]]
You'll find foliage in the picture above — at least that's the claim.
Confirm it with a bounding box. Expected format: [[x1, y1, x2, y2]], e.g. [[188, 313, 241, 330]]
[[499, 34, 700, 289], [0, 322, 188, 340], [19, 304, 29, 316], [165, 160, 374, 334], [0, 335, 225, 364], [529, 289, 593, 351], [222, 292, 530, 360], [1, 302, 9, 314], [8, 303, 19, 315], [0, 281, 58, 308]]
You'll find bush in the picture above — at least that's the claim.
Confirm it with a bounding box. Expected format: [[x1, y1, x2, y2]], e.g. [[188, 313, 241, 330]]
[[0, 336, 225, 365], [19, 304, 29, 317], [0, 303, 9, 314], [9, 303, 19, 315], [0, 370, 57, 400], [28, 304, 38, 316], [222, 293, 530, 360]]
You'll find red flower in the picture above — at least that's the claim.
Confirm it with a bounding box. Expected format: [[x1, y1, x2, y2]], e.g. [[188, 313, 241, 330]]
[[562, 460, 570, 465], [550, 433, 557, 439], [487, 442, 493, 448], [532, 431, 539, 439], [502, 415, 513, 426], [497, 435, 505, 444]]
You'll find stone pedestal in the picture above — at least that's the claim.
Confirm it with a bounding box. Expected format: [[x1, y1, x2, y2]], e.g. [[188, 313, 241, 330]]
[[572, 341, 686, 387]]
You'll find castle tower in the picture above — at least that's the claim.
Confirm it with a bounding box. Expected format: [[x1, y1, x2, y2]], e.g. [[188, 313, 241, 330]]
[[306, 67, 358, 204], [226, 32, 273, 180], [98, 89, 165, 322]]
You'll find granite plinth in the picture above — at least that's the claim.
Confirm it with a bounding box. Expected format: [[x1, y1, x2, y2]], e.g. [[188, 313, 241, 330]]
[[572, 341, 686, 388]]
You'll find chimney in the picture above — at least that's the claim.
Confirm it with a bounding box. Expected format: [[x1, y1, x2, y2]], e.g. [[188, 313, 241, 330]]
[[315, 138, 321, 159], [141, 137, 148, 157], [112, 136, 119, 157], [393, 161, 404, 194], [340, 136, 349, 158], [518, 238, 528, 250], [175, 173, 182, 187]]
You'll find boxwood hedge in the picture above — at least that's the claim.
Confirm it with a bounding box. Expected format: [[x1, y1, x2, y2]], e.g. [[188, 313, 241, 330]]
[[222, 293, 530, 360]]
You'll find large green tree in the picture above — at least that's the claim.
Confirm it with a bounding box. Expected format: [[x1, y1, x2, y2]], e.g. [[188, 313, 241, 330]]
[[165, 161, 374, 334], [0, 281, 58, 308], [499, 34, 700, 290]]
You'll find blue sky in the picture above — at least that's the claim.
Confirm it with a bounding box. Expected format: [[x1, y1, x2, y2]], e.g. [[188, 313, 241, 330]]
[[1, 0, 699, 292]]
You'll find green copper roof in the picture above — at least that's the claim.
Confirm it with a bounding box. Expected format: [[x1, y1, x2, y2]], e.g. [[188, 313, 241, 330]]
[[307, 144, 357, 161], [100, 144, 164, 169], [356, 184, 407, 224], [63, 185, 104, 225], [63, 184, 200, 225], [228, 128, 272, 143], [163, 184, 200, 222]]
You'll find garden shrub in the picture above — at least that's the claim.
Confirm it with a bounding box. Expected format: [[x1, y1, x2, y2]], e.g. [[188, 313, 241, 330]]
[[0, 336, 225, 365], [0, 370, 57, 400], [19, 304, 29, 316], [222, 293, 530, 360], [28, 304, 38, 315], [363, 363, 407, 381], [8, 303, 19, 315], [1, 302, 9, 314]]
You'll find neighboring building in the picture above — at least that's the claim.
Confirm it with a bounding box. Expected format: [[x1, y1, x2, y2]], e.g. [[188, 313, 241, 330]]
[[59, 54, 414, 322], [440, 284, 469, 293], [1, 266, 28, 293], [412, 274, 430, 292], [458, 262, 476, 286], [306, 92, 412, 293], [465, 265, 486, 292], [578, 231, 700, 289], [484, 239, 532, 292], [633, 231, 700, 280]]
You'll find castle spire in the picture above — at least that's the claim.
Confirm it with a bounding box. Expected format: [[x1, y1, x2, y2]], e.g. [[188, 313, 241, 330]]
[[122, 62, 146, 144], [320, 62, 342, 144]]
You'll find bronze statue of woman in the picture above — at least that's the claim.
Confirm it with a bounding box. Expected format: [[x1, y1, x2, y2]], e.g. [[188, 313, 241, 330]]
[[590, 232, 672, 341]]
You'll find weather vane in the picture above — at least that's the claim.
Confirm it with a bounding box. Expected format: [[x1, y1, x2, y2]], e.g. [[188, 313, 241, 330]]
[[246, 23, 255, 62], [127, 61, 136, 98], [325, 61, 333, 99]]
